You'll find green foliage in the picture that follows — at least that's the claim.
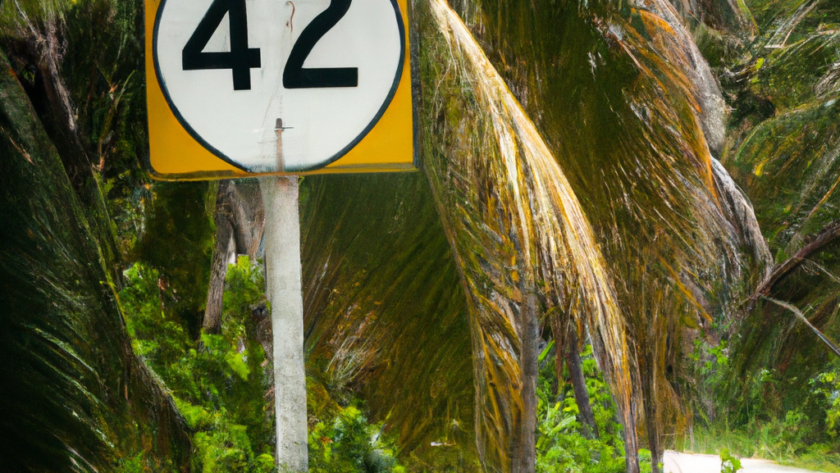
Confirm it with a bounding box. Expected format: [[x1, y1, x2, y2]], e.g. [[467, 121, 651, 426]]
[[193, 416, 270, 473], [125, 231, 415, 473], [306, 373, 408, 473], [101, 171, 148, 258], [693, 419, 840, 472], [113, 452, 151, 473], [399, 442, 480, 473], [535, 345, 651, 473], [740, 0, 840, 113], [687, 338, 732, 424], [689, 346, 840, 471], [60, 0, 151, 262], [1, 0, 152, 281], [120, 256, 274, 472], [710, 0, 840, 468], [810, 360, 840, 439], [136, 181, 217, 336], [690, 339, 730, 374], [720, 449, 742, 473], [308, 405, 404, 473], [300, 173, 475, 461], [729, 99, 840, 254], [0, 48, 191, 471]]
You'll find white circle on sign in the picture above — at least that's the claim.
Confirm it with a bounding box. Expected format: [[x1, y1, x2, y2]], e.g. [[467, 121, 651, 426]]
[[154, 0, 404, 172]]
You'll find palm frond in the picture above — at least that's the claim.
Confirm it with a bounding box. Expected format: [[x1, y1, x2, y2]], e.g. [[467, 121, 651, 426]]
[[300, 173, 477, 459], [417, 0, 635, 468], [421, 0, 763, 466], [0, 50, 190, 472]]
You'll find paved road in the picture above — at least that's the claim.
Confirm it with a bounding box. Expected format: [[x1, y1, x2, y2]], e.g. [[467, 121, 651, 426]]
[[664, 451, 820, 473]]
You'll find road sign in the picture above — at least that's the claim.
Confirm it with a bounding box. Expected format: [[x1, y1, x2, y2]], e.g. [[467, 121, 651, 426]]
[[144, 0, 415, 179]]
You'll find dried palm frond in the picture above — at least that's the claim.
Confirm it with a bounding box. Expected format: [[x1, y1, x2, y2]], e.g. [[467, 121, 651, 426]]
[[420, 0, 762, 469], [416, 0, 636, 469]]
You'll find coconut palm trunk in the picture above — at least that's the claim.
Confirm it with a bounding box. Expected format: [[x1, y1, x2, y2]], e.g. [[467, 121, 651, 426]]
[[565, 326, 599, 440]]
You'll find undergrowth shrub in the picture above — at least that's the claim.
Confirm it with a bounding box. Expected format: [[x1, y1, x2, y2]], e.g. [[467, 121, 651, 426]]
[[123, 256, 406, 472], [121, 257, 274, 472], [308, 404, 403, 473], [536, 343, 652, 473], [689, 338, 840, 472]]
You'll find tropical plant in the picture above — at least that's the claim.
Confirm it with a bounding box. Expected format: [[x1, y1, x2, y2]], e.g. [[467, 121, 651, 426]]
[[0, 47, 190, 471], [535, 344, 646, 473], [120, 257, 275, 472], [720, 449, 742, 473]]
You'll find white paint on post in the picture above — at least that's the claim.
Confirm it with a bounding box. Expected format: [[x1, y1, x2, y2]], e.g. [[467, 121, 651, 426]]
[[258, 176, 308, 472]]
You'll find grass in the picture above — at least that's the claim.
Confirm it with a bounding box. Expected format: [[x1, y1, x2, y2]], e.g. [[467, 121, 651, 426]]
[[687, 424, 840, 472]]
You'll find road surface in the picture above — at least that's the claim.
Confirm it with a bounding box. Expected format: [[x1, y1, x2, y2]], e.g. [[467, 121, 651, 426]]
[[664, 451, 821, 473]]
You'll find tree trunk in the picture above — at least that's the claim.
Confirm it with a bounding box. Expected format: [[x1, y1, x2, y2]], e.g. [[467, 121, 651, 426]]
[[203, 181, 236, 334], [624, 397, 641, 473], [259, 176, 307, 472], [641, 352, 662, 473], [250, 302, 273, 368], [516, 292, 539, 473], [229, 179, 265, 258], [554, 338, 565, 397], [203, 180, 266, 334], [549, 315, 565, 397], [564, 327, 599, 439]]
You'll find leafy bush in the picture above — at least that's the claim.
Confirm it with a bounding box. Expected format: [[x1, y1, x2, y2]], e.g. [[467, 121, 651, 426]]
[[535, 343, 651, 473], [308, 404, 404, 473], [810, 361, 840, 439], [306, 371, 406, 473], [689, 345, 840, 472], [120, 257, 274, 472], [123, 255, 406, 472], [720, 449, 741, 473]]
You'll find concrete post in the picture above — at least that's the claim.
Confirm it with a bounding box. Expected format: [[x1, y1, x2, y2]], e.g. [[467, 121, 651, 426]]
[[258, 175, 307, 472]]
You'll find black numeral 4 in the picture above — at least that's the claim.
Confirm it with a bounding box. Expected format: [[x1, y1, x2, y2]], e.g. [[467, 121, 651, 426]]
[[182, 0, 261, 90]]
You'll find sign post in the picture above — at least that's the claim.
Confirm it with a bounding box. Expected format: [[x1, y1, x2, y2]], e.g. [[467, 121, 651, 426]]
[[259, 175, 307, 471], [144, 0, 415, 468]]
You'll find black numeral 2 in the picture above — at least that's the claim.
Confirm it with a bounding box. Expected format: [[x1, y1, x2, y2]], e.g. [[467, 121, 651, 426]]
[[182, 0, 261, 90], [283, 0, 358, 89]]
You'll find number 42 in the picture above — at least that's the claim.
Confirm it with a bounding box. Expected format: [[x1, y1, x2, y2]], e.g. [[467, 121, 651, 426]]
[[181, 0, 358, 90]]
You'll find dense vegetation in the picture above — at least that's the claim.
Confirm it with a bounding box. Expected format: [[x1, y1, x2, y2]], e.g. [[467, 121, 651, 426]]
[[119, 258, 275, 472]]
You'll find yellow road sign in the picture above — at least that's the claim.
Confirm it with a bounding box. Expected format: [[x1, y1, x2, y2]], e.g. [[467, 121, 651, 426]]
[[145, 0, 415, 180]]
